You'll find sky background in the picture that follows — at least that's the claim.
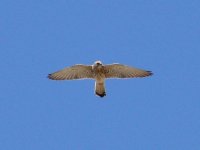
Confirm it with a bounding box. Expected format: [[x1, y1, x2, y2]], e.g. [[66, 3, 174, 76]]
[[0, 0, 200, 150]]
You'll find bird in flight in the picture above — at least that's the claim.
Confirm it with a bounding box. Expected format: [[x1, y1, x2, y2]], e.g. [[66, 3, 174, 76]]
[[48, 61, 153, 97]]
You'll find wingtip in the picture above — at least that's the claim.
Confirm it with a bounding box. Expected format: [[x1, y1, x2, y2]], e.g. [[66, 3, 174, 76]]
[[47, 74, 53, 79], [147, 71, 153, 76]]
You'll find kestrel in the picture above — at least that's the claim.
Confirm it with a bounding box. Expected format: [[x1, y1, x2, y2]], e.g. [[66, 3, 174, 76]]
[[48, 61, 153, 97]]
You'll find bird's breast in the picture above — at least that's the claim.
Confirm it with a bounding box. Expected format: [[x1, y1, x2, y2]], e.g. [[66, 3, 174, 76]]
[[93, 67, 105, 80]]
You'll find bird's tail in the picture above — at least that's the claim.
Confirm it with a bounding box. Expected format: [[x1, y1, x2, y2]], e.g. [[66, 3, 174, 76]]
[[95, 82, 106, 97]]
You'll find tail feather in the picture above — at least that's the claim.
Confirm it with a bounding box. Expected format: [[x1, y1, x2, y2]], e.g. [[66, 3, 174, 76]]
[[95, 82, 106, 97]]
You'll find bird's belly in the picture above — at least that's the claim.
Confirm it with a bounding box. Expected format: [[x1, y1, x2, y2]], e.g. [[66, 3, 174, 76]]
[[94, 72, 105, 82], [95, 73, 105, 79]]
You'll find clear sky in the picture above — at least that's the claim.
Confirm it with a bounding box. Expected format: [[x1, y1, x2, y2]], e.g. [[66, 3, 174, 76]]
[[1, 0, 200, 150]]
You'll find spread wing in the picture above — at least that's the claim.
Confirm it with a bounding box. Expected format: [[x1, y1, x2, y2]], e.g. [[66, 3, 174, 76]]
[[48, 65, 94, 80], [104, 64, 153, 78]]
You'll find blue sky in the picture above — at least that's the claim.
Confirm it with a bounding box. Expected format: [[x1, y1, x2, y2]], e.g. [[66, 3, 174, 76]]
[[1, 0, 200, 149]]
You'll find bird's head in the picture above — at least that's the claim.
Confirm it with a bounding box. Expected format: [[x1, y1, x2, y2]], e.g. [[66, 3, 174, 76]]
[[92, 61, 103, 69], [94, 60, 103, 66]]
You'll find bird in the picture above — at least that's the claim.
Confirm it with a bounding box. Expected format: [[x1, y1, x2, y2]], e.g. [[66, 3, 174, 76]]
[[48, 61, 153, 97]]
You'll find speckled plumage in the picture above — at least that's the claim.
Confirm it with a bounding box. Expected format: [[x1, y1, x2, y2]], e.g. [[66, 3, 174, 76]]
[[48, 61, 153, 97]]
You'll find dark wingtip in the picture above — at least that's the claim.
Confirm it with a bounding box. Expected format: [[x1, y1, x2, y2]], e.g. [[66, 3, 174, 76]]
[[96, 92, 106, 98], [147, 71, 153, 76], [47, 74, 53, 79]]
